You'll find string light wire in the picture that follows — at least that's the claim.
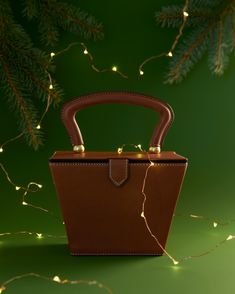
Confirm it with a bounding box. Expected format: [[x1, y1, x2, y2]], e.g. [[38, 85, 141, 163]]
[[0, 273, 113, 294], [50, 42, 128, 79], [117, 143, 235, 265], [138, 0, 190, 75], [0, 162, 64, 222], [174, 213, 235, 228], [0, 133, 23, 153], [0, 231, 65, 239], [117, 143, 179, 264], [35, 72, 53, 130]]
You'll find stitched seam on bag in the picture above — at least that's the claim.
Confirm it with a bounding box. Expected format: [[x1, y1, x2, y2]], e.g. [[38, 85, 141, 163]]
[[50, 163, 185, 166], [109, 159, 128, 186]]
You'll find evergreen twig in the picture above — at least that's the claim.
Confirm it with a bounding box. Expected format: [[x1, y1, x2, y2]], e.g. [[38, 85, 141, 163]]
[[156, 0, 235, 83], [0, 0, 103, 148]]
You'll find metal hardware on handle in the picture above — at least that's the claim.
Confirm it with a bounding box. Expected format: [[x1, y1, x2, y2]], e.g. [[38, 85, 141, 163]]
[[73, 144, 85, 152], [61, 92, 174, 152], [149, 146, 161, 154]]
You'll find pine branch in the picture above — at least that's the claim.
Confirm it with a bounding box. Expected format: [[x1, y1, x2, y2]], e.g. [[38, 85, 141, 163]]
[[23, 0, 104, 46], [51, 1, 104, 40], [208, 15, 234, 75], [12, 59, 62, 104], [0, 57, 42, 149], [156, 5, 213, 28], [192, 0, 224, 7], [37, 2, 60, 46], [0, 0, 102, 148], [210, 20, 225, 75], [22, 0, 39, 20], [156, 0, 235, 83], [230, 13, 235, 49], [166, 22, 214, 84]]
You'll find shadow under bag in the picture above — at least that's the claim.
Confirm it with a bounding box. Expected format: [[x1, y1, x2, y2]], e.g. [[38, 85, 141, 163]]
[[49, 92, 187, 255]]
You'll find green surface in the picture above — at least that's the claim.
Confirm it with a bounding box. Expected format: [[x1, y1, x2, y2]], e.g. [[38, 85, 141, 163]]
[[1, 0, 235, 293]]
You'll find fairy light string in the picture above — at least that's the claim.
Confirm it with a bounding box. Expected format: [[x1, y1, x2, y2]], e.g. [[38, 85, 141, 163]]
[[0, 273, 113, 294], [116, 143, 235, 265], [0, 162, 42, 193], [0, 133, 23, 153], [138, 0, 190, 76], [0, 162, 64, 223], [36, 72, 53, 130], [180, 235, 235, 262], [174, 213, 235, 228], [0, 231, 65, 239], [50, 41, 128, 79], [117, 144, 179, 264], [0, 57, 55, 217]]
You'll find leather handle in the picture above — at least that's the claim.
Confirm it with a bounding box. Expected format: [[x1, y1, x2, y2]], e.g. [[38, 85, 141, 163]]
[[61, 92, 174, 152]]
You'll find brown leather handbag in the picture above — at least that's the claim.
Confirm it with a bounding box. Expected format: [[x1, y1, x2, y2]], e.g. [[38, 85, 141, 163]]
[[49, 92, 187, 255]]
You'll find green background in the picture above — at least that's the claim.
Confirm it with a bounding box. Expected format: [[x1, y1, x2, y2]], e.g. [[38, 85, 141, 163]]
[[1, 0, 235, 293]]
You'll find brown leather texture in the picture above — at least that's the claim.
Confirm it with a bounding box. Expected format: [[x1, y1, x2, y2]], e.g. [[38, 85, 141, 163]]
[[50, 153, 187, 255], [49, 92, 188, 255], [61, 91, 174, 148]]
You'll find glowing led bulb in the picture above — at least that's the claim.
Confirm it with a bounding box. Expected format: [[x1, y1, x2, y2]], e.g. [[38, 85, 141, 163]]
[[0, 286, 5, 293], [150, 161, 155, 166], [0, 147, 3, 153], [139, 70, 144, 75], [83, 49, 88, 54], [183, 11, 189, 18], [112, 66, 117, 72], [15, 186, 21, 191], [22, 201, 28, 206], [50, 52, 55, 57], [53, 276, 61, 283], [226, 235, 233, 241], [117, 148, 123, 154], [173, 260, 179, 265], [37, 184, 43, 189], [213, 222, 218, 228], [36, 124, 41, 129], [137, 144, 142, 149], [36, 233, 43, 239], [167, 51, 173, 57], [141, 212, 145, 218], [49, 84, 53, 90]]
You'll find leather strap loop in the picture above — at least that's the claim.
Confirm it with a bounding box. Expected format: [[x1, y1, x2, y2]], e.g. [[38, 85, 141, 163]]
[[61, 92, 174, 149]]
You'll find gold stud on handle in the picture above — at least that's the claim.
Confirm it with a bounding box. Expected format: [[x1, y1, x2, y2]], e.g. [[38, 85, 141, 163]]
[[149, 146, 161, 153], [73, 144, 85, 152]]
